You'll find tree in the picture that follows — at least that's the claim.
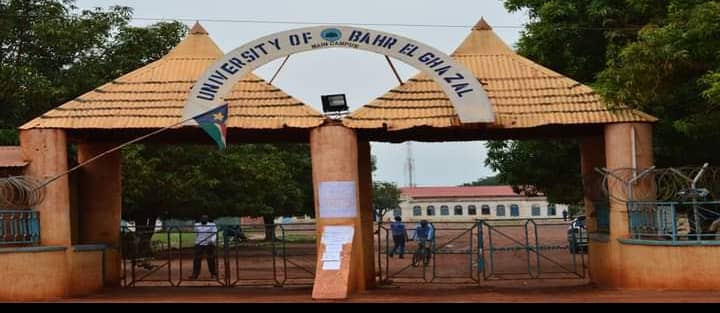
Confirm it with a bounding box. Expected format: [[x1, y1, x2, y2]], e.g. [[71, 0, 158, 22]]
[[485, 140, 583, 205], [461, 175, 505, 186], [596, 0, 720, 167], [494, 0, 720, 204], [122, 143, 314, 240], [0, 0, 186, 143], [372, 181, 401, 221], [0, 0, 317, 241]]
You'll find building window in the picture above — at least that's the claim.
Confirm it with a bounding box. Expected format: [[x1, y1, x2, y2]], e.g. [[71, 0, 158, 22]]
[[468, 205, 477, 215], [394, 208, 402, 217], [496, 205, 506, 217], [440, 205, 449, 216], [427, 205, 436, 216], [531, 204, 541, 217], [454, 205, 463, 216], [481, 205, 490, 215], [510, 204, 520, 217], [413, 206, 421, 216], [547, 204, 557, 216]]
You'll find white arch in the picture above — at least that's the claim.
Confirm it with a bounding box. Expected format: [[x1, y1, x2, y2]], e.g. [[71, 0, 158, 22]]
[[183, 26, 494, 123]]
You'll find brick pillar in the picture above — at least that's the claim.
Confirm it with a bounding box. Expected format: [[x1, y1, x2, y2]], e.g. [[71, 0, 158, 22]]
[[77, 143, 122, 287], [309, 122, 375, 299], [601, 122, 654, 287], [19, 129, 71, 246]]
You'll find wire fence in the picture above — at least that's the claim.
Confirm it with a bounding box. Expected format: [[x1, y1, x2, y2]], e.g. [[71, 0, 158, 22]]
[[591, 164, 720, 204], [0, 176, 46, 209]]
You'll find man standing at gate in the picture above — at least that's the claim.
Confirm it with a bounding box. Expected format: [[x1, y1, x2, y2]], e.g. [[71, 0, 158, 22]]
[[562, 209, 569, 221], [389, 216, 407, 258], [189, 214, 218, 280]]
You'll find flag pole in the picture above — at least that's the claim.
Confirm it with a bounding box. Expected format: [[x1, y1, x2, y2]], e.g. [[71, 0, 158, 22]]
[[34, 115, 199, 191]]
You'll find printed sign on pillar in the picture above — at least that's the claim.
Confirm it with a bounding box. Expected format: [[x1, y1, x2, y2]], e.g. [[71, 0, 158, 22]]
[[312, 225, 354, 299], [318, 181, 357, 218]]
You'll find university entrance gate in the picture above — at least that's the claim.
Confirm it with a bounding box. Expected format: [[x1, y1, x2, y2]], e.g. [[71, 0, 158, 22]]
[[120, 223, 317, 287], [375, 219, 586, 284]]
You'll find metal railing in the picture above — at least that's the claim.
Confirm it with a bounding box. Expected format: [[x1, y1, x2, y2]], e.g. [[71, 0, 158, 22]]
[[120, 223, 316, 287], [627, 201, 720, 241], [0, 210, 40, 245], [594, 201, 610, 233]]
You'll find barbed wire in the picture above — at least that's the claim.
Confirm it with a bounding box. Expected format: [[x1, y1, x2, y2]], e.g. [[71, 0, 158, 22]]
[[0, 176, 46, 209], [590, 164, 720, 204]]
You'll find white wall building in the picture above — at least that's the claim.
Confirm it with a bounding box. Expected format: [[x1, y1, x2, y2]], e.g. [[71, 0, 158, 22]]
[[394, 186, 568, 222]]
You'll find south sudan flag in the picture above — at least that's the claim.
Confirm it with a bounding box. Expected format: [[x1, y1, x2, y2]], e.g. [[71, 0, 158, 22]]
[[193, 104, 228, 150]]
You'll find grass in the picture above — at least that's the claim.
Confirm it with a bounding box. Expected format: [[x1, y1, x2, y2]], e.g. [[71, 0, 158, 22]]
[[148, 232, 316, 250]]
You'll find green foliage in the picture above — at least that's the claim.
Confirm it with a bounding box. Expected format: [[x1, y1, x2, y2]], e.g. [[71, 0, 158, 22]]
[[372, 181, 401, 219], [485, 140, 583, 204], [122, 144, 314, 224], [0, 0, 318, 225], [504, 0, 668, 83], [461, 175, 505, 186], [493, 0, 720, 204], [0, 0, 186, 136], [0, 129, 19, 145], [596, 0, 720, 166]]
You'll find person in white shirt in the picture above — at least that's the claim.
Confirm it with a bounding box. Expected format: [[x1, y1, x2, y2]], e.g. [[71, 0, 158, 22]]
[[189, 215, 218, 279]]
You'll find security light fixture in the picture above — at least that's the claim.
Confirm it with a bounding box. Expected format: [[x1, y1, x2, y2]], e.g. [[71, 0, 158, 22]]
[[321, 94, 349, 114]]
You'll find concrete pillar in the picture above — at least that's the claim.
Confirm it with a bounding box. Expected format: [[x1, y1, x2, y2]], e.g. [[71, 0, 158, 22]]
[[77, 143, 122, 287], [309, 122, 375, 299], [356, 140, 376, 290], [580, 136, 606, 233], [605, 123, 654, 239], [19, 129, 72, 246], [601, 122, 654, 286]]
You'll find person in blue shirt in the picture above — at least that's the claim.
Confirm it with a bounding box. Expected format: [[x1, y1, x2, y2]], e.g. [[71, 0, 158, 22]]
[[389, 216, 408, 258], [411, 220, 434, 243], [410, 220, 434, 264]]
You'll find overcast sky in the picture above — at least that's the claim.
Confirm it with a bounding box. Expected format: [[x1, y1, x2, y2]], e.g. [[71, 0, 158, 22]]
[[75, 0, 529, 187]]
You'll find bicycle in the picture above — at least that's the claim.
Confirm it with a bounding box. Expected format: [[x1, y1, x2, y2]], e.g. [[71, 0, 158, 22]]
[[411, 239, 432, 267]]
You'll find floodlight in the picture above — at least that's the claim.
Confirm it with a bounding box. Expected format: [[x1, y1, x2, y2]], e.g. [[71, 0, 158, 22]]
[[321, 94, 349, 113]]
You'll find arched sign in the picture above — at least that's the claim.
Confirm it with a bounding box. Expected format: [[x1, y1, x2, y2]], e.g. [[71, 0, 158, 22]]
[[183, 26, 494, 123]]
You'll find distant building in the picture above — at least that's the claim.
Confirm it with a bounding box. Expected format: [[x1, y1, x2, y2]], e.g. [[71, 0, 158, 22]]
[[395, 186, 568, 222], [0, 146, 27, 177]]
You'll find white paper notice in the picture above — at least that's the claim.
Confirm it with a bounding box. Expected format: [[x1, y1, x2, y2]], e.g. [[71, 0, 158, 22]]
[[319, 181, 357, 218], [320, 225, 354, 271]]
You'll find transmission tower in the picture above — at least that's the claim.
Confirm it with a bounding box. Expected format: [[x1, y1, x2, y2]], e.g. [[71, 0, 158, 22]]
[[406, 142, 416, 188]]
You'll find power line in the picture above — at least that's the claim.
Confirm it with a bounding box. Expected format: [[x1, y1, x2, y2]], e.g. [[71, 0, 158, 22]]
[[121, 17, 644, 31], [0, 13, 644, 31], [131, 17, 523, 29]]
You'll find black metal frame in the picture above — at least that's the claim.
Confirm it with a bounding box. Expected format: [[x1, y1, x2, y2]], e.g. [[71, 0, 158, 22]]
[[479, 219, 586, 281], [120, 223, 316, 288]]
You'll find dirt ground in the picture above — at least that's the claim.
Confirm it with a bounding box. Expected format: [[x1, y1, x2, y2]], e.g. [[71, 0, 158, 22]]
[[56, 285, 720, 303], [50, 221, 720, 302], [127, 221, 584, 286]]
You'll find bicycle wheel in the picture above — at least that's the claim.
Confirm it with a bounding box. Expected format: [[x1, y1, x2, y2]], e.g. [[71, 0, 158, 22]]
[[423, 248, 431, 265], [411, 250, 422, 267]]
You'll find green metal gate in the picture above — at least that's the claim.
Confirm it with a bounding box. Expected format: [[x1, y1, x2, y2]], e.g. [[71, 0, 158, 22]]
[[376, 222, 482, 284], [479, 219, 586, 280], [375, 219, 586, 284], [120, 223, 316, 287]]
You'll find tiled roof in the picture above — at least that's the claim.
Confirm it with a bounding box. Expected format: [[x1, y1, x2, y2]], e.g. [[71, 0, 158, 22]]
[[0, 146, 27, 168], [20, 23, 325, 130], [400, 186, 528, 199], [344, 18, 657, 130]]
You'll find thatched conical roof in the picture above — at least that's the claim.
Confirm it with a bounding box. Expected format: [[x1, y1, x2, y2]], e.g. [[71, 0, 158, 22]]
[[344, 18, 656, 131], [21, 22, 324, 130]]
